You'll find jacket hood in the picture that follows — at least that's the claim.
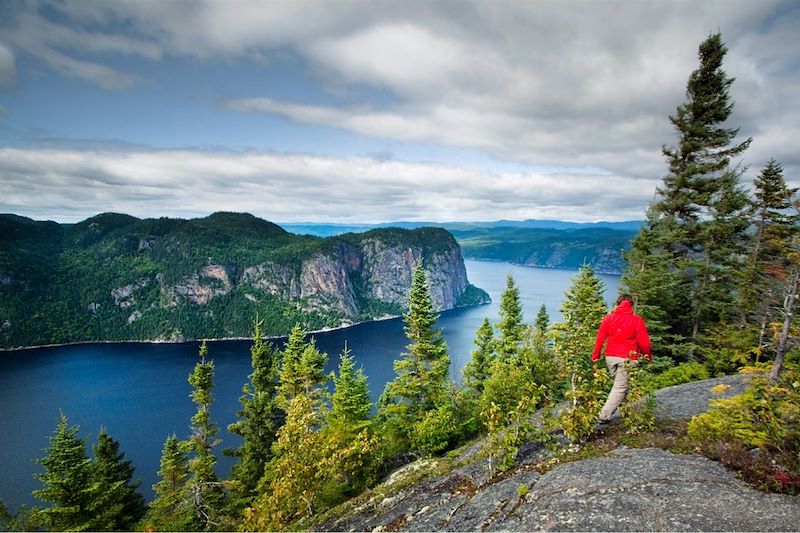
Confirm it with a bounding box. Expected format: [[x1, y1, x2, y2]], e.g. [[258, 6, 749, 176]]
[[615, 300, 634, 314]]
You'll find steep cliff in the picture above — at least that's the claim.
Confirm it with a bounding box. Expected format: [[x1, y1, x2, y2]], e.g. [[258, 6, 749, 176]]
[[0, 213, 489, 348]]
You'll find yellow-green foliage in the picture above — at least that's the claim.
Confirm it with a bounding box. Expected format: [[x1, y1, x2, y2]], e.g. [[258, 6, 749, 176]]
[[244, 394, 331, 531], [411, 401, 458, 454], [561, 364, 611, 442], [699, 325, 759, 376], [478, 350, 551, 472], [689, 364, 800, 458], [618, 360, 656, 435]]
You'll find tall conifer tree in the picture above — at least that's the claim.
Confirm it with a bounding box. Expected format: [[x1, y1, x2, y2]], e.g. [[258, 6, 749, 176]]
[[87, 429, 145, 530], [144, 434, 194, 531], [33, 413, 94, 531], [496, 274, 524, 361], [740, 160, 799, 349], [329, 344, 372, 431], [463, 317, 495, 392], [379, 265, 451, 450], [185, 340, 223, 530], [279, 324, 327, 403], [623, 32, 751, 349], [227, 318, 283, 506], [534, 304, 549, 335], [552, 265, 609, 441], [326, 344, 378, 497]]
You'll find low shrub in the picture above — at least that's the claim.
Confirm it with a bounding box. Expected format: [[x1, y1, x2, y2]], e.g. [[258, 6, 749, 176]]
[[644, 362, 709, 392], [688, 364, 800, 494]]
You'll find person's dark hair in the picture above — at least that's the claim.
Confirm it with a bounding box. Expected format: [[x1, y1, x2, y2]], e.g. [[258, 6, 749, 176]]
[[616, 294, 634, 305]]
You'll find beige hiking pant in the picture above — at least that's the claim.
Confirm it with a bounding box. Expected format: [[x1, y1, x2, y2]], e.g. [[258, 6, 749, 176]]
[[599, 356, 636, 421]]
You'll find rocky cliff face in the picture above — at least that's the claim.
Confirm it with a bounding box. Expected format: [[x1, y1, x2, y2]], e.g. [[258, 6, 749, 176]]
[[359, 237, 469, 311], [0, 213, 490, 348], [165, 231, 481, 320]]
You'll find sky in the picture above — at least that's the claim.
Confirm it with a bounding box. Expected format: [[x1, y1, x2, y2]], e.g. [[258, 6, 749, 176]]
[[0, 0, 798, 224]]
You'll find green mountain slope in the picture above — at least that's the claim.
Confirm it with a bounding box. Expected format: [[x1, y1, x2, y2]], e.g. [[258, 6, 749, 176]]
[[450, 226, 636, 273], [0, 213, 488, 349]]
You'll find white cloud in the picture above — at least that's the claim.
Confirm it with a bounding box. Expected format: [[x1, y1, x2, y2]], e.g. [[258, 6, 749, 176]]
[[0, 147, 657, 223], [1, 0, 798, 197]]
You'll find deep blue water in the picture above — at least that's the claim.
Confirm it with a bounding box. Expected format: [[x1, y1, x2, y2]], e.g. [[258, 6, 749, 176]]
[[0, 260, 619, 511]]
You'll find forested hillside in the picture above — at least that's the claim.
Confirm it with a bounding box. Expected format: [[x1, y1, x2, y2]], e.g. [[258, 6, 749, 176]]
[[282, 221, 640, 273], [0, 212, 488, 348], [451, 226, 636, 273]]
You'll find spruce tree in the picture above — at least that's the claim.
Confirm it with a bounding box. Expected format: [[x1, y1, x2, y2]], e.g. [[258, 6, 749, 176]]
[[185, 340, 223, 530], [534, 304, 549, 335], [244, 394, 332, 531], [691, 167, 752, 335], [496, 274, 524, 361], [33, 413, 94, 531], [279, 324, 324, 404], [552, 265, 609, 441], [462, 317, 495, 392], [379, 264, 451, 451], [623, 32, 751, 349], [329, 344, 372, 431], [145, 434, 194, 531], [87, 428, 145, 530], [299, 338, 328, 394], [247, 342, 341, 530], [740, 160, 799, 350], [227, 318, 284, 507], [326, 344, 378, 498]]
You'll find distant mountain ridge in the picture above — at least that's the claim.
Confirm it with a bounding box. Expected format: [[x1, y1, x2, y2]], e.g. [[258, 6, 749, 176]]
[[280, 220, 641, 274], [280, 219, 643, 236], [0, 212, 488, 349]]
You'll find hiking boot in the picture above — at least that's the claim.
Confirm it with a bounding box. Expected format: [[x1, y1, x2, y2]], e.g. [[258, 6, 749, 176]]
[[594, 419, 611, 431]]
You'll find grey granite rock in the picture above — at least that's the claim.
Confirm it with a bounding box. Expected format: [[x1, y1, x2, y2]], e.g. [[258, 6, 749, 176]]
[[654, 373, 750, 421], [318, 376, 799, 532]]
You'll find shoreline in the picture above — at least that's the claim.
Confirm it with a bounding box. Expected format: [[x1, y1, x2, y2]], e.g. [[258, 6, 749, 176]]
[[0, 314, 403, 352], [0, 302, 490, 352], [464, 257, 624, 276]]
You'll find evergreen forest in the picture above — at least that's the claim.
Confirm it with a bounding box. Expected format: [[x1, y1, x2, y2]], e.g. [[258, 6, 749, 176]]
[[1, 32, 799, 531]]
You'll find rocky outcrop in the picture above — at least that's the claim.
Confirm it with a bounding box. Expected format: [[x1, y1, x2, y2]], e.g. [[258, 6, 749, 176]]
[[241, 262, 300, 299], [111, 278, 150, 308], [171, 232, 481, 318], [173, 265, 234, 305], [317, 375, 800, 532], [360, 238, 421, 307], [360, 237, 469, 311]]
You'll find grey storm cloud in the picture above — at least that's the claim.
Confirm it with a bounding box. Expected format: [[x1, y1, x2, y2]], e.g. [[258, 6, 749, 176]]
[[1, 1, 798, 221]]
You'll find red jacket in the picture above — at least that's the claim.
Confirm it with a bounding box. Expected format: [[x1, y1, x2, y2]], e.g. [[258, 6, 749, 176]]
[[591, 300, 652, 362]]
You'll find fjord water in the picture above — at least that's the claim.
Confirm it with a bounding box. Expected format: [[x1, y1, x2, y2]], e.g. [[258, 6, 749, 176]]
[[0, 260, 619, 510]]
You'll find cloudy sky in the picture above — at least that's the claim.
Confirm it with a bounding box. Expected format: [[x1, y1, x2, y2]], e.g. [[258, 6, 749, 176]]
[[0, 0, 797, 223]]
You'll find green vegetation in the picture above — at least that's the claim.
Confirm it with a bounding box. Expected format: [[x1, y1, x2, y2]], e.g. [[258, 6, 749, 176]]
[[689, 363, 800, 493], [378, 265, 456, 455], [14, 31, 800, 531], [452, 226, 636, 273], [33, 413, 146, 531], [0, 212, 487, 349], [552, 265, 612, 442], [225, 318, 283, 509]]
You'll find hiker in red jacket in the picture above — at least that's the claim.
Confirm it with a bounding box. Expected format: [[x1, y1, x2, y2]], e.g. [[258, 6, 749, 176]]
[[592, 294, 652, 425]]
